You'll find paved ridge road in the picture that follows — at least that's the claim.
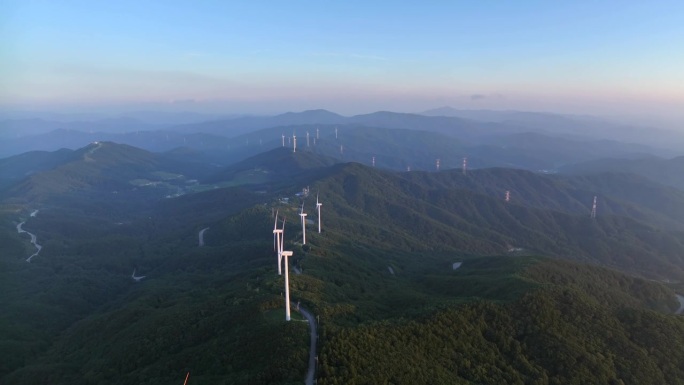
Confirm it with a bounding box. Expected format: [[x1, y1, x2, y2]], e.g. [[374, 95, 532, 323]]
[[296, 306, 317, 385]]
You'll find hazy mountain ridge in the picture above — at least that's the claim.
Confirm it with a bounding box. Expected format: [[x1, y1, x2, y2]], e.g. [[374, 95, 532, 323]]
[[421, 106, 684, 151], [560, 155, 684, 190], [4, 108, 678, 165]]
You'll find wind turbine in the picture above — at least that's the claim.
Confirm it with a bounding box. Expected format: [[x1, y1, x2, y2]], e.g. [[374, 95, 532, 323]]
[[299, 202, 307, 244], [293, 134, 297, 153], [281, 250, 293, 321], [272, 213, 292, 321], [281, 134, 285, 147], [316, 194, 322, 233], [273, 212, 284, 275]]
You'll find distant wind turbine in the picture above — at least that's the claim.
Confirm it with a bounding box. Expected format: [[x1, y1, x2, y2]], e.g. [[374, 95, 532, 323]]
[[306, 131, 310, 147], [316, 194, 322, 233], [282, 134, 285, 147], [293, 134, 297, 153], [299, 202, 307, 245]]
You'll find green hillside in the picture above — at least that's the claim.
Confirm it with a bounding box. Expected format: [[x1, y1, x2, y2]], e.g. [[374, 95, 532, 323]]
[[2, 144, 683, 384]]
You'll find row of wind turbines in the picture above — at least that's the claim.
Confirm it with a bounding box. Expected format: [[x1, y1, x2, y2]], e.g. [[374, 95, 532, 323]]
[[273, 194, 323, 321]]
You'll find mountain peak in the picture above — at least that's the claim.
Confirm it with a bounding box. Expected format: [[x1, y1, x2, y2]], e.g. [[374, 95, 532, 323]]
[[276, 109, 345, 120]]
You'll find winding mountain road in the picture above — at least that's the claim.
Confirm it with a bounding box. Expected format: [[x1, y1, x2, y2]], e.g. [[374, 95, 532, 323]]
[[296, 306, 317, 385], [198, 227, 209, 247], [17, 218, 42, 263]]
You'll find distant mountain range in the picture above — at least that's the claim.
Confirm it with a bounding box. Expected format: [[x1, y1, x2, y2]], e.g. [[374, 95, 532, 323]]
[[3, 108, 680, 180]]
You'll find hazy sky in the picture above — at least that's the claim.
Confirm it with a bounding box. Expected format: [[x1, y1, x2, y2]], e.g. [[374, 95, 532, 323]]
[[2, 1, 683, 119]]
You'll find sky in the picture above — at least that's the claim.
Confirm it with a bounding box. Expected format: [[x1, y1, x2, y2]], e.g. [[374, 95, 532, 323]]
[[1, 0, 684, 120]]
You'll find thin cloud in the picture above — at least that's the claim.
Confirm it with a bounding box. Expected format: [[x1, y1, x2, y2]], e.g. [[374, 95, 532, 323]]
[[470, 93, 505, 101], [310, 52, 388, 61]]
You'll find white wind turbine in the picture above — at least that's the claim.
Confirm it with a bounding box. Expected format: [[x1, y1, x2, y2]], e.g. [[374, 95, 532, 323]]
[[271, 213, 292, 321], [293, 134, 297, 152], [316, 194, 322, 233], [299, 202, 307, 244], [281, 249, 293, 321], [273, 211, 284, 275]]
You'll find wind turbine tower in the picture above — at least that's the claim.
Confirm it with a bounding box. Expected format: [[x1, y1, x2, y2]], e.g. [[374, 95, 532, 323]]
[[281, 250, 293, 321], [273, 213, 284, 275], [316, 127, 320, 139], [316, 194, 322, 233], [591, 196, 597, 219], [340, 144, 344, 155], [436, 159, 440, 171], [372, 156, 376, 167], [299, 203, 308, 244], [306, 131, 310, 147], [293, 134, 297, 153], [462, 157, 468, 175], [335, 127, 338, 139]]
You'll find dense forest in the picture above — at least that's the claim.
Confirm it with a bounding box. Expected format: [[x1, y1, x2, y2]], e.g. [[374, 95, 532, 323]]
[[1, 142, 683, 384]]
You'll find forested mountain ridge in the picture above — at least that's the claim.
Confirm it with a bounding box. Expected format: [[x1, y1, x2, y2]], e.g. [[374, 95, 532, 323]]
[[2, 142, 684, 384], [304, 162, 684, 281]]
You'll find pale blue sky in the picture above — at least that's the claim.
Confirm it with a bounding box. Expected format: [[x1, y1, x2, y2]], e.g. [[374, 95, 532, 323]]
[[1, 0, 683, 117]]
